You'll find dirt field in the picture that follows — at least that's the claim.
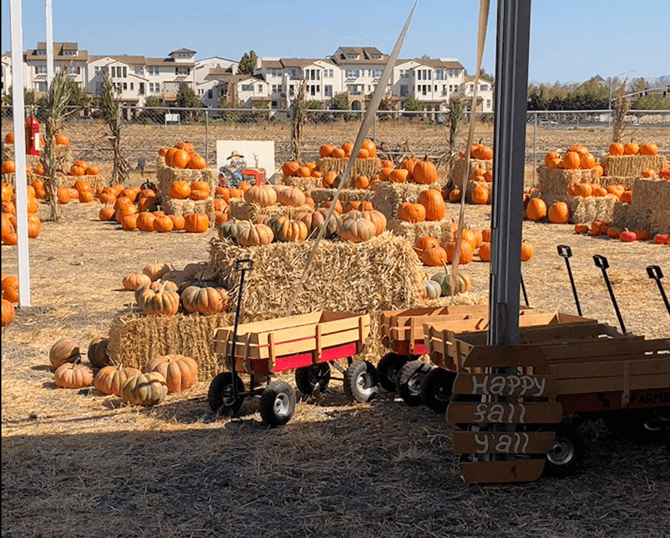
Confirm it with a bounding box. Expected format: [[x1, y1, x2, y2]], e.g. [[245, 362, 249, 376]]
[[3, 166, 670, 538]]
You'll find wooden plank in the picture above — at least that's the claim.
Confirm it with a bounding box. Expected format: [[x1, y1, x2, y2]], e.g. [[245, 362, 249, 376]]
[[543, 339, 669, 363], [555, 373, 670, 395], [216, 311, 322, 336], [452, 372, 557, 398], [451, 431, 555, 455], [256, 314, 367, 347], [462, 345, 548, 368], [267, 326, 369, 359], [268, 332, 277, 372], [447, 402, 564, 425], [459, 460, 545, 484], [551, 358, 670, 381], [314, 323, 322, 365]]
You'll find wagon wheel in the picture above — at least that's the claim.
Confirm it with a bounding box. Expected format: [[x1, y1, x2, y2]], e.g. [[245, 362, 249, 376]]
[[602, 408, 669, 443], [377, 353, 410, 393], [343, 360, 379, 403], [396, 360, 432, 406], [543, 422, 585, 477], [259, 381, 296, 427], [295, 363, 331, 396], [419, 367, 456, 413], [208, 372, 245, 416]]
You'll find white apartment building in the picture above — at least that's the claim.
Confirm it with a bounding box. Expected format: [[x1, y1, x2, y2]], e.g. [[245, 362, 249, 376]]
[[1, 43, 493, 113]]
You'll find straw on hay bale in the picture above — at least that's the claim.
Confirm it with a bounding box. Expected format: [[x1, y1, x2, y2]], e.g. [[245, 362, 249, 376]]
[[631, 177, 670, 213], [536, 165, 599, 196], [57, 174, 106, 190], [279, 175, 322, 190], [1, 173, 42, 187], [308, 188, 373, 208], [156, 158, 218, 200], [601, 155, 668, 178], [228, 198, 312, 221], [3, 146, 69, 169], [317, 157, 382, 184], [163, 198, 215, 224], [540, 193, 618, 224], [108, 312, 235, 381], [448, 157, 492, 185], [372, 181, 447, 221]]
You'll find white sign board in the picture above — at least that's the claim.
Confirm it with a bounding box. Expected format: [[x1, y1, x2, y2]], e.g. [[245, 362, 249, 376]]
[[165, 113, 180, 125], [216, 140, 275, 182]]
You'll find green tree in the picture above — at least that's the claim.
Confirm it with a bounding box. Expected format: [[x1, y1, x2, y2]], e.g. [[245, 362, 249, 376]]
[[144, 95, 162, 108], [403, 94, 423, 111], [635, 94, 670, 110], [238, 51, 258, 75], [64, 77, 90, 107], [4, 87, 35, 106], [332, 92, 350, 111], [177, 86, 201, 108]]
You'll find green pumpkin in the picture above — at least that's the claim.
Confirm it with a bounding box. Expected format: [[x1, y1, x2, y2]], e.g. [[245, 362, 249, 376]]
[[431, 271, 471, 296], [423, 280, 442, 299], [217, 219, 251, 241]]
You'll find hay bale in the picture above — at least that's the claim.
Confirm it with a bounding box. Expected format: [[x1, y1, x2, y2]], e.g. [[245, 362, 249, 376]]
[[308, 188, 373, 208], [228, 198, 311, 221], [631, 178, 670, 212], [57, 174, 106, 190], [388, 219, 454, 246], [108, 312, 235, 381], [612, 204, 655, 233], [601, 155, 668, 178], [465, 180, 492, 204], [207, 234, 425, 318], [279, 175, 322, 190], [542, 193, 618, 224], [448, 157, 492, 185], [156, 160, 217, 200], [317, 157, 382, 184], [164, 198, 215, 224], [371, 182, 445, 220], [536, 165, 599, 196], [598, 175, 637, 189]]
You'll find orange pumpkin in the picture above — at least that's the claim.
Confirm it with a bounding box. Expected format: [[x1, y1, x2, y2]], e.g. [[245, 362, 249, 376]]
[[548, 202, 570, 224], [184, 213, 209, 233], [397, 202, 426, 223], [471, 185, 490, 205], [526, 198, 547, 221], [418, 189, 446, 221], [609, 142, 624, 156]]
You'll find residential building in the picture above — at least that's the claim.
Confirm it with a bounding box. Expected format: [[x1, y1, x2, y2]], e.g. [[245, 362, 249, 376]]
[[328, 47, 389, 110], [194, 56, 238, 108], [24, 42, 88, 97], [456, 75, 494, 112]]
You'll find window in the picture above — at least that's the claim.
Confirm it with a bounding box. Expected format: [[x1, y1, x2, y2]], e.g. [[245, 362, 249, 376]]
[[111, 66, 116, 77], [442, 85, 447, 96], [324, 85, 332, 97], [241, 84, 253, 91], [372, 69, 382, 78], [139, 83, 145, 95], [135, 66, 143, 75], [345, 69, 359, 78], [368, 85, 371, 92], [206, 89, 212, 99], [63, 50, 76, 56], [36, 65, 47, 74], [436, 70, 444, 80], [148, 66, 159, 76], [68, 66, 79, 75], [36, 50, 46, 56], [130, 83, 134, 90], [123, 66, 127, 78], [480, 84, 487, 91], [176, 67, 189, 76], [123, 82, 127, 90], [38, 82, 47, 91], [486, 99, 491, 109], [272, 85, 279, 93], [400, 84, 409, 97], [324, 69, 333, 78], [257, 84, 263, 93], [95, 66, 100, 74], [289, 85, 294, 97]]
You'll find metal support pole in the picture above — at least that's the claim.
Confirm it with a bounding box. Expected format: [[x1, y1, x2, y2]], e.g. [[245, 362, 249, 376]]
[[488, 0, 532, 347], [45, 0, 54, 87], [205, 109, 209, 165]]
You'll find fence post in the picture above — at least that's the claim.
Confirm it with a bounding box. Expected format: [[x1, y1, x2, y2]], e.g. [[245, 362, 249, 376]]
[[205, 109, 209, 165], [533, 110, 537, 186]]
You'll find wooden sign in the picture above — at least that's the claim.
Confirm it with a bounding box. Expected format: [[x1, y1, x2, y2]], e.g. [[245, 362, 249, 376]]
[[447, 402, 563, 425], [462, 344, 548, 368], [459, 460, 546, 484], [452, 372, 557, 399], [451, 431, 555, 455]]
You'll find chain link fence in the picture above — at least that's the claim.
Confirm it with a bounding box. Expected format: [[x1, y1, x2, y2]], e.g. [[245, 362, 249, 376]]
[[2, 105, 668, 183]]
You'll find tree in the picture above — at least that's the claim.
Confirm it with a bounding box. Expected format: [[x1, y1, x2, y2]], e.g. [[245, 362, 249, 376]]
[[4, 87, 35, 106], [404, 94, 424, 111], [177, 86, 201, 108], [635, 94, 670, 110], [332, 92, 350, 111], [64, 77, 90, 107], [238, 51, 258, 75], [144, 95, 162, 108]]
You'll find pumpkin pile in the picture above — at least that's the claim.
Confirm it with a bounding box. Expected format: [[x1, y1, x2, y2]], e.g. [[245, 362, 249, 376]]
[[282, 160, 323, 181], [67, 160, 100, 178], [48, 333, 198, 406], [397, 188, 446, 223], [55, 178, 99, 205], [1, 274, 18, 326], [319, 139, 377, 160], [160, 141, 207, 170], [422, 269, 471, 299], [573, 221, 667, 245], [376, 156, 439, 187], [1, 183, 42, 244]]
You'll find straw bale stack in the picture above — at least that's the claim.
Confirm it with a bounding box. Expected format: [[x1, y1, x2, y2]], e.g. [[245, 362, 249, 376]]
[[601, 155, 667, 178], [536, 165, 599, 196], [448, 157, 492, 185], [598, 175, 637, 189], [308, 188, 373, 208], [0, 173, 40, 187], [390, 219, 455, 247], [317, 157, 382, 184], [57, 174, 106, 190], [465, 180, 492, 204], [372, 181, 446, 220], [631, 178, 670, 213], [3, 147, 45, 169], [279, 175, 322, 190], [611, 204, 670, 235], [540, 192, 618, 224], [228, 198, 312, 221], [164, 198, 216, 224], [156, 159, 218, 201]]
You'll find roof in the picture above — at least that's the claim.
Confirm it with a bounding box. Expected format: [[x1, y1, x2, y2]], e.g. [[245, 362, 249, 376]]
[[261, 59, 284, 69], [230, 74, 266, 85], [26, 43, 88, 61], [281, 58, 324, 68], [398, 58, 465, 70], [169, 48, 196, 55], [332, 47, 387, 64]]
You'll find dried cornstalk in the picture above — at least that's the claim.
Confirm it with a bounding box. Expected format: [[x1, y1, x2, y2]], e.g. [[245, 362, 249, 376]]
[[612, 80, 631, 144], [99, 74, 129, 183], [290, 78, 309, 162]]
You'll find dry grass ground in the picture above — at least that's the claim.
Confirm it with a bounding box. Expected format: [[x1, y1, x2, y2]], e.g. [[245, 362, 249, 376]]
[[2, 124, 670, 537]]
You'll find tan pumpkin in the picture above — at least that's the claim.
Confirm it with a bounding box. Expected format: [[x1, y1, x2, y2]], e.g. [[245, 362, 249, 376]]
[[244, 184, 277, 207], [144, 354, 198, 394], [49, 337, 80, 369], [94, 364, 143, 396], [121, 372, 168, 406], [87, 337, 111, 368], [136, 282, 181, 316], [339, 213, 377, 243], [181, 285, 229, 315], [54, 360, 94, 389]]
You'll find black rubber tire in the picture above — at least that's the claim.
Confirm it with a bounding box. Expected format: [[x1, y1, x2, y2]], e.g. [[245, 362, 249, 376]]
[[294, 363, 331, 396], [544, 423, 586, 478], [396, 360, 433, 406], [259, 381, 296, 427], [377, 353, 409, 393], [420, 367, 457, 413], [343, 360, 379, 403], [603, 408, 669, 443], [208, 372, 245, 416]]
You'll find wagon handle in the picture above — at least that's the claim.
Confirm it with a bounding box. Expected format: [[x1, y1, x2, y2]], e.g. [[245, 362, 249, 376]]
[[557, 245, 582, 317], [230, 259, 254, 401], [235, 259, 254, 272], [646, 265, 670, 317], [593, 254, 627, 334]]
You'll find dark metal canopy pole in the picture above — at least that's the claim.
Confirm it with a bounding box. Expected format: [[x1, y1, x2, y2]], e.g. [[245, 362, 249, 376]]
[[488, 0, 533, 347]]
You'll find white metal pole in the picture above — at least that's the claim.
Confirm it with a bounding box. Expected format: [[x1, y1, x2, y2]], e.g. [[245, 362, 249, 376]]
[[45, 0, 54, 87], [9, 0, 32, 308]]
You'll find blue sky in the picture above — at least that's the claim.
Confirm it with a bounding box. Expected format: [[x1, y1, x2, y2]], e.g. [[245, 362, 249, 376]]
[[2, 0, 669, 84]]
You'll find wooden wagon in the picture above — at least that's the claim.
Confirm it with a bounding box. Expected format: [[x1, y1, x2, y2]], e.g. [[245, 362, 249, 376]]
[[423, 319, 670, 483], [208, 311, 375, 426]]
